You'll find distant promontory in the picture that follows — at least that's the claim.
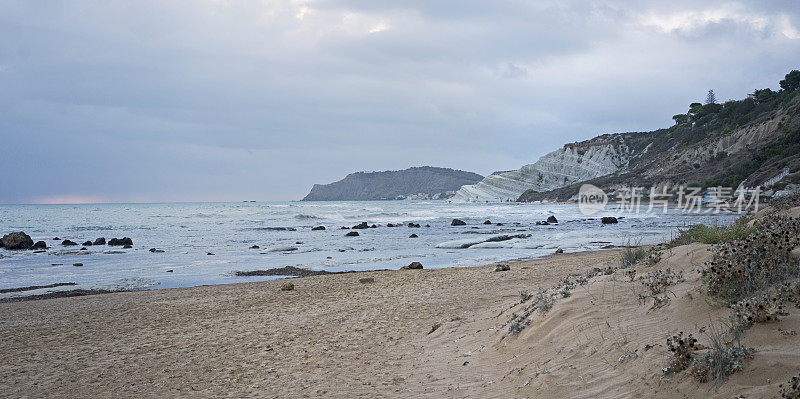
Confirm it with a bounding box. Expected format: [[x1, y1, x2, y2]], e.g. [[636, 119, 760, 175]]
[[301, 166, 484, 201]]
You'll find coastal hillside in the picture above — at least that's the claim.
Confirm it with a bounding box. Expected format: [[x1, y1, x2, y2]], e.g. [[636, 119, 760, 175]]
[[453, 70, 800, 202], [519, 70, 800, 202], [301, 166, 483, 201]]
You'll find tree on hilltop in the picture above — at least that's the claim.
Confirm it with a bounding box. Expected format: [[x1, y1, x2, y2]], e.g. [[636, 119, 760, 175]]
[[705, 89, 717, 105], [780, 70, 800, 92]]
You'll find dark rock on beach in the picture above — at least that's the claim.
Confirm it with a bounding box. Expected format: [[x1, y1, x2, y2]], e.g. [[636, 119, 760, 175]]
[[401, 261, 424, 270], [451, 219, 467, 226], [601, 217, 619, 224], [235, 266, 335, 277], [0, 282, 77, 294], [93, 237, 106, 245], [62, 239, 78, 246], [345, 231, 360, 237], [1, 232, 34, 250], [280, 282, 295, 291], [494, 264, 510, 272]]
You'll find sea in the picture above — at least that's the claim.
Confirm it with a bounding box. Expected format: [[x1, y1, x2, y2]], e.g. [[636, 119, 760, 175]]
[[0, 201, 740, 297]]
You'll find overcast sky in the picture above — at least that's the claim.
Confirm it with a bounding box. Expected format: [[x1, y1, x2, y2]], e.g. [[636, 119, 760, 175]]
[[1, 1, 798, 203]]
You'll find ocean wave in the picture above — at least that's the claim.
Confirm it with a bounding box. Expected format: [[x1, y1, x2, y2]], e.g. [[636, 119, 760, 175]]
[[293, 214, 320, 220]]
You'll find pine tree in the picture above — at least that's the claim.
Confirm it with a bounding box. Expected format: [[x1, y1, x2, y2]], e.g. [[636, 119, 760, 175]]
[[705, 89, 717, 105]]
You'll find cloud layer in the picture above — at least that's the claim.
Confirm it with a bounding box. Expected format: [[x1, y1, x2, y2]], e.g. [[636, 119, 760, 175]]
[[1, 0, 798, 202]]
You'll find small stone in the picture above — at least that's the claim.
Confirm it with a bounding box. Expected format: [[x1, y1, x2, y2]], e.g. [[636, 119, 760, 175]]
[[494, 264, 510, 272], [312, 226, 326, 231], [250, 245, 260, 249], [82, 241, 93, 246], [359, 277, 375, 284], [555, 248, 564, 254], [401, 261, 423, 270], [32, 241, 47, 249], [451, 219, 467, 226], [93, 237, 106, 245], [601, 217, 618, 224], [62, 239, 78, 246], [547, 215, 558, 224], [483, 220, 492, 224], [80, 247, 87, 251], [166, 269, 174, 273], [73, 263, 83, 267], [207, 252, 215, 255], [409, 234, 418, 238], [345, 231, 360, 237], [280, 281, 295, 291]]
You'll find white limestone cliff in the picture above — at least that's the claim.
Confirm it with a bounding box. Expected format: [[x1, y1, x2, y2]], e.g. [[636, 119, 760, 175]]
[[453, 142, 630, 202]]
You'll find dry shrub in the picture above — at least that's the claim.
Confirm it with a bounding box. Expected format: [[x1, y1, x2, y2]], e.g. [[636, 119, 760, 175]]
[[701, 215, 800, 304], [508, 289, 554, 336], [640, 268, 684, 295], [780, 373, 800, 399]]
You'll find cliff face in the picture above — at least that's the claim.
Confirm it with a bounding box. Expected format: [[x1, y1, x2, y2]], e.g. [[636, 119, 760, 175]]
[[453, 138, 631, 202], [518, 89, 800, 202], [301, 166, 483, 201]]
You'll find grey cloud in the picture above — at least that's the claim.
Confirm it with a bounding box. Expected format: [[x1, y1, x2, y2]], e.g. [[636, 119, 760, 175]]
[[0, 0, 798, 203]]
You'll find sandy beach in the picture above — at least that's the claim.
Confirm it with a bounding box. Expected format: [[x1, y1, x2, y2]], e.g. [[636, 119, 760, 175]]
[[2, 239, 798, 398]]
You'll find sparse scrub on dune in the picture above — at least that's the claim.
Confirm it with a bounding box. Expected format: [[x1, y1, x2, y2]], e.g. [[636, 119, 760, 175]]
[[507, 289, 554, 336], [770, 192, 800, 212], [665, 325, 751, 385], [701, 215, 800, 304], [620, 246, 648, 268], [730, 280, 800, 328], [640, 268, 683, 296], [668, 218, 757, 248], [780, 373, 800, 399]]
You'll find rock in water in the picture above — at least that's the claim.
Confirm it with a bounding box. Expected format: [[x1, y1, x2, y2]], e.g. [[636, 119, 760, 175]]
[[401, 261, 423, 270], [483, 220, 492, 224], [32, 241, 47, 249], [407, 223, 420, 228], [451, 219, 467, 226], [352, 222, 369, 229], [547, 215, 558, 224], [82, 241, 93, 246], [62, 239, 78, 246], [93, 237, 106, 245], [601, 217, 618, 224], [555, 248, 564, 254], [108, 237, 134, 246], [494, 264, 510, 272], [345, 231, 360, 237], [280, 282, 295, 291], [1, 232, 34, 250], [312, 226, 326, 231], [409, 234, 418, 238]]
